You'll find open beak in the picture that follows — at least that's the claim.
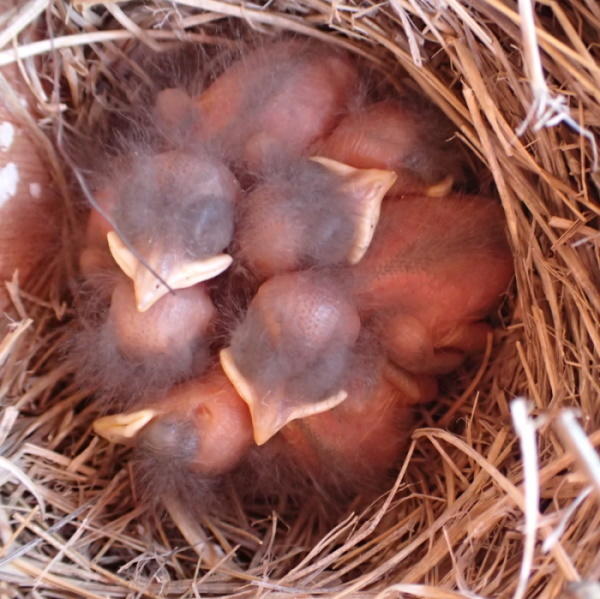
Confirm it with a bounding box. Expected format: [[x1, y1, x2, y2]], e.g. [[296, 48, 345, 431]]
[[107, 231, 232, 312], [309, 156, 397, 264], [93, 409, 157, 444], [219, 347, 348, 445]]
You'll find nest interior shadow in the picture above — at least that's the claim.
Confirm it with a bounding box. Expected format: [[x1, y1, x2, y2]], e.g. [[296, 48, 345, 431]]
[[0, 2, 598, 599]]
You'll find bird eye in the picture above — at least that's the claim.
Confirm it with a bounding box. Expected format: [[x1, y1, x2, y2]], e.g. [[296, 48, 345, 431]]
[[138, 416, 199, 463], [184, 197, 235, 256]]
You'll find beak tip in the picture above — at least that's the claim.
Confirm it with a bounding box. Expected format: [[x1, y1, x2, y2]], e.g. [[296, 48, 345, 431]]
[[134, 283, 168, 313], [136, 299, 152, 313], [252, 414, 283, 446]]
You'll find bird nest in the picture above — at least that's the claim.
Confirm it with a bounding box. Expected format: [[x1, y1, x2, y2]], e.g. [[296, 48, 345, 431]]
[[0, 1, 599, 598]]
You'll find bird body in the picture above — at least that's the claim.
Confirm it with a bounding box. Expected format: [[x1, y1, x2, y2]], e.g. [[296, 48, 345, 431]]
[[351, 194, 513, 373], [316, 99, 463, 196], [280, 370, 413, 493], [195, 40, 359, 171]]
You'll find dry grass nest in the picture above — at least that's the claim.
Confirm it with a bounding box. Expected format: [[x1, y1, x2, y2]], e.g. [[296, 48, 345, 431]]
[[0, 1, 599, 598]]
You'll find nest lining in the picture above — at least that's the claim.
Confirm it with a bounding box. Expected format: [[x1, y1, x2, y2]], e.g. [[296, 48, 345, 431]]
[[0, 1, 599, 598]]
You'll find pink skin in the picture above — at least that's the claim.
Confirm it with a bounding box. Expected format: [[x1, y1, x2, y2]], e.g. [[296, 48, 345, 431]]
[[0, 64, 60, 315], [279, 375, 414, 487], [79, 187, 116, 275], [315, 100, 458, 195], [236, 185, 305, 278], [352, 194, 513, 374], [153, 87, 198, 141], [108, 277, 215, 360], [382, 362, 439, 405], [194, 40, 359, 168], [137, 369, 253, 476], [237, 195, 302, 280]]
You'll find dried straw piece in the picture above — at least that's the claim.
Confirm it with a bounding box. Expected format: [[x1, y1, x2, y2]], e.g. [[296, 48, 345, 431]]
[[555, 411, 600, 502]]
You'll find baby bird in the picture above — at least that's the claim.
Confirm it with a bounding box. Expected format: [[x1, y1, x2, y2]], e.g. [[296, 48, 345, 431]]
[[351, 194, 513, 374], [235, 157, 397, 278], [315, 99, 464, 196], [96, 148, 240, 312], [0, 64, 60, 317], [195, 39, 359, 171], [223, 328, 433, 505], [93, 367, 253, 477], [278, 355, 415, 495], [220, 270, 361, 445], [69, 273, 215, 407]]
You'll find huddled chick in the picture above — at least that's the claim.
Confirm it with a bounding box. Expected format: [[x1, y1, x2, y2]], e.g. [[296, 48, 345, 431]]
[[69, 35, 512, 509]]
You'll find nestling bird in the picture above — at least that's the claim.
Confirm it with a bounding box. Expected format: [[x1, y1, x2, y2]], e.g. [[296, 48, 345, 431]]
[[351, 194, 513, 374], [220, 270, 361, 445], [0, 64, 60, 318], [225, 330, 431, 504], [93, 367, 253, 476], [277, 354, 415, 495], [194, 39, 359, 171], [315, 99, 464, 196], [93, 148, 240, 312], [69, 272, 216, 407], [68, 34, 514, 512], [235, 156, 397, 278]]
